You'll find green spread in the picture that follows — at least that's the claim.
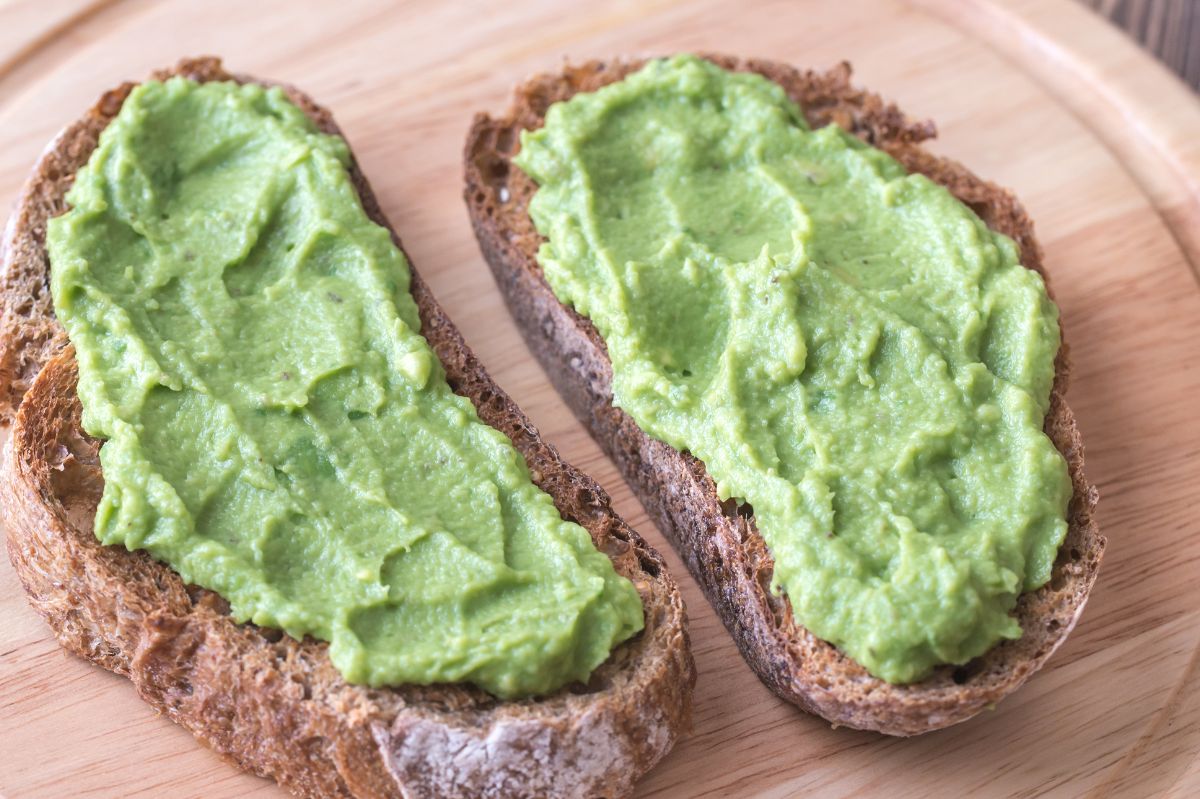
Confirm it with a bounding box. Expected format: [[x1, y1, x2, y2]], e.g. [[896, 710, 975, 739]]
[[515, 55, 1070, 683], [48, 78, 643, 699]]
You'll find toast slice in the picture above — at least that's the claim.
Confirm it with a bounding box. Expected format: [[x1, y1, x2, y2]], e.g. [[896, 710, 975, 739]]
[[464, 55, 1105, 736], [0, 57, 694, 798]]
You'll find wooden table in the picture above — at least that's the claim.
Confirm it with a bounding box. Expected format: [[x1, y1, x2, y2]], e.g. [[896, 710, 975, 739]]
[[1083, 0, 1200, 92], [0, 0, 1198, 797]]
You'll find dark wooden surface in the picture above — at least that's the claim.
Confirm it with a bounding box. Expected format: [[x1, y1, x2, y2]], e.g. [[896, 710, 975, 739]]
[[1084, 0, 1200, 90]]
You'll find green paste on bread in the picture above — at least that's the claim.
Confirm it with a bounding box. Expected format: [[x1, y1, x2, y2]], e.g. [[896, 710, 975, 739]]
[[48, 77, 643, 699], [515, 54, 1071, 683]]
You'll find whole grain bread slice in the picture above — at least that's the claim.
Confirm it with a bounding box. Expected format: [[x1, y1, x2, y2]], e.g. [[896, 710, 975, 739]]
[[464, 55, 1105, 737], [0, 57, 695, 799]]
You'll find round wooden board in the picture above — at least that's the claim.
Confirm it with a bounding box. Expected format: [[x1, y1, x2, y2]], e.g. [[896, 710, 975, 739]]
[[0, 0, 1197, 796]]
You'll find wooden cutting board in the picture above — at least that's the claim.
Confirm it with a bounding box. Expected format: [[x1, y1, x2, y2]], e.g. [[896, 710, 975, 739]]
[[1, 0, 1197, 796]]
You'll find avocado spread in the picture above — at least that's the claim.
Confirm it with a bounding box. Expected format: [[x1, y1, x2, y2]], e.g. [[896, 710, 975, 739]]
[[48, 78, 643, 698], [515, 55, 1071, 683]]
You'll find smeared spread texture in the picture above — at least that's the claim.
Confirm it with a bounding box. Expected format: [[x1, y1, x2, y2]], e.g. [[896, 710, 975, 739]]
[[514, 55, 1071, 683], [47, 77, 643, 699]]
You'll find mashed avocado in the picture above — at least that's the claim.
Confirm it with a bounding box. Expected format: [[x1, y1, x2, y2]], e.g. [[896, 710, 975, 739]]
[[515, 55, 1071, 683], [48, 78, 643, 699]]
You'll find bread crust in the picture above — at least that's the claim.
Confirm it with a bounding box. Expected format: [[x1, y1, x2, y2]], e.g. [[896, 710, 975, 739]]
[[463, 54, 1105, 736], [0, 57, 695, 798]]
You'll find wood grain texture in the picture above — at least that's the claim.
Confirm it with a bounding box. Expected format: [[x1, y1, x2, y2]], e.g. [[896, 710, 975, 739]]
[[1083, 0, 1200, 91], [0, 0, 1197, 797], [918, 0, 1200, 342], [0, 0, 125, 106]]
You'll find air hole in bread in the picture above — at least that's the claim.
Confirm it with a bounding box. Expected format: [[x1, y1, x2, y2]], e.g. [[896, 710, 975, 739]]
[[602, 534, 630, 558], [576, 487, 596, 508], [638, 555, 660, 578], [966, 200, 991, 222], [299, 735, 328, 759], [530, 91, 552, 117], [185, 584, 206, 606], [259, 626, 284, 643], [495, 127, 515, 155], [952, 659, 985, 685], [718, 498, 754, 522]]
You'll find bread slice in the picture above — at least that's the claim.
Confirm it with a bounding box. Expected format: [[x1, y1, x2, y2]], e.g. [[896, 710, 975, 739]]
[[0, 57, 694, 798], [464, 55, 1105, 737]]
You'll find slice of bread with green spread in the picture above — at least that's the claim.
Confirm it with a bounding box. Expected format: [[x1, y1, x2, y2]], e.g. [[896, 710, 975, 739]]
[[0, 57, 694, 798], [464, 54, 1105, 736]]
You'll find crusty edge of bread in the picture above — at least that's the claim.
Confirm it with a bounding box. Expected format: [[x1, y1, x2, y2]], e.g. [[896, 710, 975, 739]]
[[0, 56, 695, 798], [463, 54, 1105, 737]]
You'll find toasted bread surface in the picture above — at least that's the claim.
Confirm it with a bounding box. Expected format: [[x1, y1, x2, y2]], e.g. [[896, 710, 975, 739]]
[[464, 55, 1104, 736], [0, 57, 694, 799]]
